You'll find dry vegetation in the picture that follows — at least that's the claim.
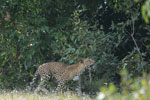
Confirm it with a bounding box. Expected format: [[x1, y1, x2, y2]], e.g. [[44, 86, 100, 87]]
[[0, 91, 92, 100]]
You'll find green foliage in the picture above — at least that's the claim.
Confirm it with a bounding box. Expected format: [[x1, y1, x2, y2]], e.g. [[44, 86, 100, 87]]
[[142, 0, 150, 23], [0, 0, 150, 96], [97, 70, 150, 100], [51, 11, 97, 63]]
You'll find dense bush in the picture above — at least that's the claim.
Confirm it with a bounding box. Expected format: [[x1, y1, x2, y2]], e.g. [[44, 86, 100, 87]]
[[0, 0, 150, 95]]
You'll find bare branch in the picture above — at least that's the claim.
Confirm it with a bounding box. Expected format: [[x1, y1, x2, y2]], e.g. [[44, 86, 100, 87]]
[[130, 15, 144, 69]]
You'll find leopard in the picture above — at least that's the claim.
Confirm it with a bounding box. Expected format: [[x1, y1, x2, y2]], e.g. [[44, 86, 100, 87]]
[[27, 58, 95, 94]]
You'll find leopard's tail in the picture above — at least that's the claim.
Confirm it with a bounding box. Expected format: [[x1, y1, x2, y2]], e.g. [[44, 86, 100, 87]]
[[25, 70, 39, 91]]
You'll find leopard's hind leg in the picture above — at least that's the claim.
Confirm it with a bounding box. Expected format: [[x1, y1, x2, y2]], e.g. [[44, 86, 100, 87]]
[[25, 71, 38, 91], [34, 74, 50, 94], [55, 79, 65, 94]]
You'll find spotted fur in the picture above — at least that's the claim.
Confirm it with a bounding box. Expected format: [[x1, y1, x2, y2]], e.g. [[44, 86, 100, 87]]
[[29, 58, 95, 93]]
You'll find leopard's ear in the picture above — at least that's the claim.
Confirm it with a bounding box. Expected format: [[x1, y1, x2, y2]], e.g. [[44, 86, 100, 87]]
[[80, 59, 84, 63]]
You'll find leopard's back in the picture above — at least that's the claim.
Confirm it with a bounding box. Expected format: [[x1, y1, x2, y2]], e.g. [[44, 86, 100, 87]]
[[37, 62, 68, 79]]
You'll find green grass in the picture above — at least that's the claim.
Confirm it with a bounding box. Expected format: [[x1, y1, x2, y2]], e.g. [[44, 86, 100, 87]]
[[1, 71, 150, 100], [0, 91, 92, 100]]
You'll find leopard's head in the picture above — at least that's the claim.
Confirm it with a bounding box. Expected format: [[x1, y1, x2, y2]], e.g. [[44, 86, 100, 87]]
[[81, 58, 95, 68]]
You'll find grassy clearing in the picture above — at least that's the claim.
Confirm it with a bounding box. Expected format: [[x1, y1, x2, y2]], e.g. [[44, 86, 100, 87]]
[[2, 71, 150, 100], [0, 91, 92, 100]]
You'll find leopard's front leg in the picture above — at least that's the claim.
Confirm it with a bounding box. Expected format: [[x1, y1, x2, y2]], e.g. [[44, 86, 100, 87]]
[[55, 79, 65, 94], [76, 75, 82, 95], [34, 75, 50, 94]]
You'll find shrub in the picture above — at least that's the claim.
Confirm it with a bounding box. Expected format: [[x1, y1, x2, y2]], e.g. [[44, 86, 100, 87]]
[[97, 70, 150, 100]]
